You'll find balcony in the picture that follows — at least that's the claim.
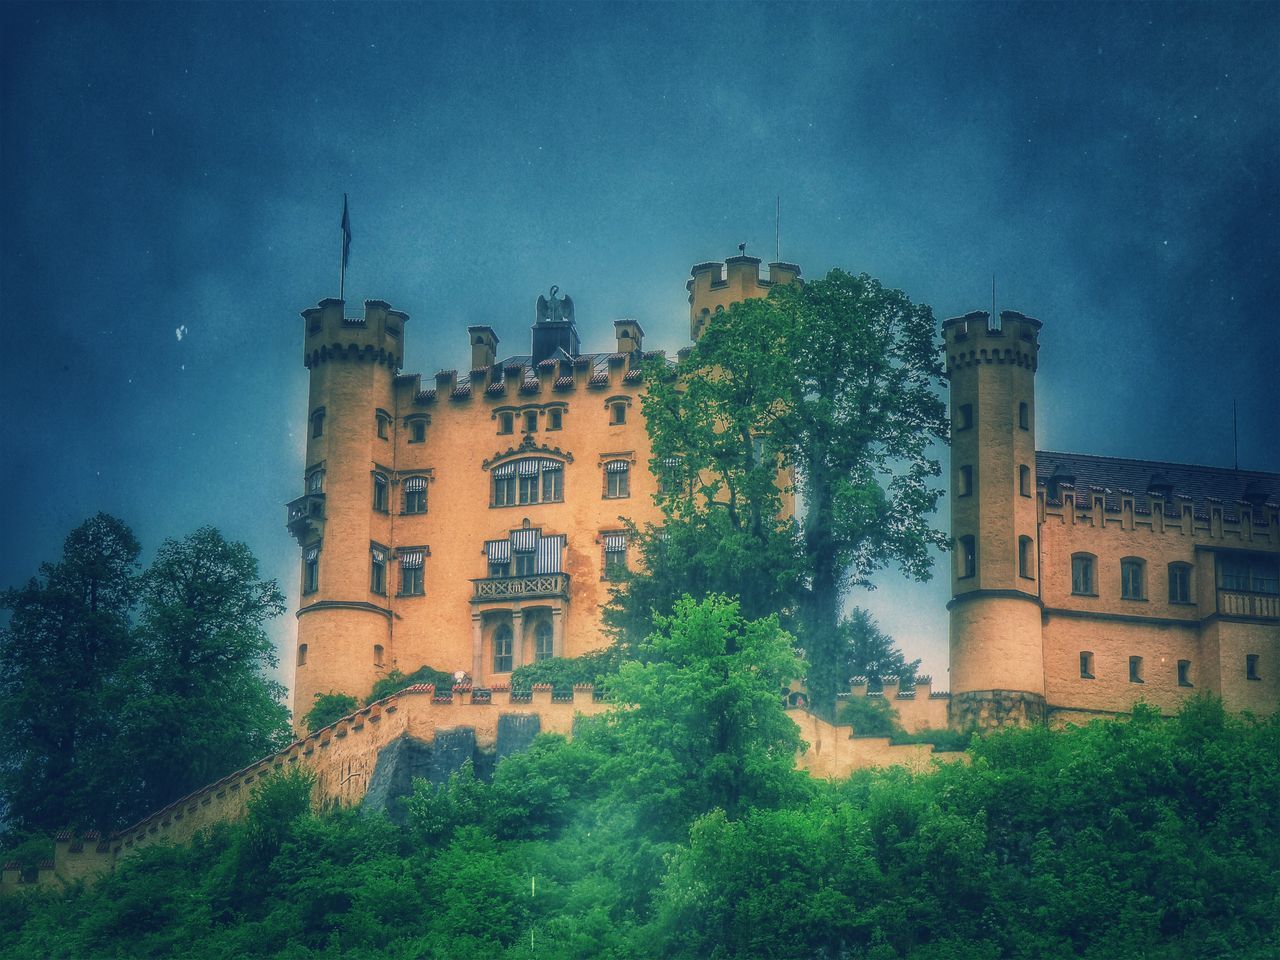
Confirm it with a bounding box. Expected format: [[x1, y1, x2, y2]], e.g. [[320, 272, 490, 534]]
[[285, 493, 325, 545], [471, 573, 570, 603], [1218, 589, 1280, 620]]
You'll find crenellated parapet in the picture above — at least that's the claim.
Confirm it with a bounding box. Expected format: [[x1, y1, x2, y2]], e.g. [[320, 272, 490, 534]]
[[687, 255, 801, 340], [942, 309, 1041, 374], [301, 298, 408, 371], [836, 676, 952, 734]]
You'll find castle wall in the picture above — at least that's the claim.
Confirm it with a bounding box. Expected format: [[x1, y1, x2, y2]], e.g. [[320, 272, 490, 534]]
[[788, 708, 964, 777]]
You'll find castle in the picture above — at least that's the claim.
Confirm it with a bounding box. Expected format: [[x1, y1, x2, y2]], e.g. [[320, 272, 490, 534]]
[[288, 253, 1279, 728]]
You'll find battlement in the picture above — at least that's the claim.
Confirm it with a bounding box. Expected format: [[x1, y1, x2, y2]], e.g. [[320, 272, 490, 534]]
[[301, 298, 408, 371], [687, 255, 801, 340], [834, 676, 952, 734], [942, 310, 1041, 373]]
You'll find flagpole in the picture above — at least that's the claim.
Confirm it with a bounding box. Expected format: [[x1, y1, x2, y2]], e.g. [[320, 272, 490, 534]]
[[340, 194, 348, 302]]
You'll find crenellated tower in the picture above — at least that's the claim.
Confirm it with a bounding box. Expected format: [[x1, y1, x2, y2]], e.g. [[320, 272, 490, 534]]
[[687, 256, 801, 340], [288, 297, 409, 729], [943, 309, 1045, 728]]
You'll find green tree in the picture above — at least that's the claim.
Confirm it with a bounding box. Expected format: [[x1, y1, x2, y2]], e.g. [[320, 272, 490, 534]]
[[0, 514, 140, 832], [125, 527, 292, 814], [633, 271, 947, 710], [303, 692, 360, 732], [837, 607, 921, 691]]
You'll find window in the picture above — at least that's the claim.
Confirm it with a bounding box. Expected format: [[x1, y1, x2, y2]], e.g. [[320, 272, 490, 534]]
[[1079, 651, 1094, 679], [1018, 536, 1034, 579], [954, 403, 973, 431], [303, 544, 320, 594], [514, 551, 537, 576], [1177, 660, 1192, 687], [1019, 464, 1031, 497], [535, 621, 553, 661], [1129, 655, 1144, 683], [1121, 558, 1146, 600], [1018, 402, 1029, 430], [498, 412, 514, 435], [488, 560, 510, 577], [1168, 563, 1191, 604], [524, 410, 538, 433], [403, 476, 427, 514], [609, 402, 627, 425], [493, 624, 513, 673], [370, 546, 386, 595], [400, 550, 424, 596], [408, 418, 427, 443], [1219, 553, 1280, 594], [958, 465, 973, 497], [311, 408, 325, 438], [548, 409, 563, 430], [373, 473, 389, 512], [603, 532, 628, 580], [1247, 654, 1260, 681], [374, 644, 385, 668], [493, 459, 563, 507], [958, 535, 976, 579], [659, 456, 686, 495], [297, 643, 308, 667], [376, 410, 391, 439], [307, 469, 324, 495], [1072, 554, 1096, 595], [605, 460, 630, 498]]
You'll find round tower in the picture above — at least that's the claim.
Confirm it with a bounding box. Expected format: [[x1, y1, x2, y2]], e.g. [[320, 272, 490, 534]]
[[943, 309, 1045, 728], [288, 297, 408, 730]]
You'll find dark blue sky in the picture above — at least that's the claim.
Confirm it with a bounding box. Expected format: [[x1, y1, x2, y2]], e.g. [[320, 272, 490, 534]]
[[3, 2, 1277, 684]]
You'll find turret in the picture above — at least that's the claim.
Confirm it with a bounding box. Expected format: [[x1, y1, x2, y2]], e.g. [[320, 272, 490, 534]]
[[613, 319, 644, 355], [289, 297, 408, 731], [686, 255, 801, 340], [468, 325, 498, 370], [943, 309, 1045, 729]]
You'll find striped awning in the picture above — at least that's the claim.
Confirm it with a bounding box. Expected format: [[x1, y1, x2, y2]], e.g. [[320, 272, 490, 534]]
[[605, 460, 630, 473], [492, 462, 516, 478], [603, 533, 627, 551], [371, 547, 386, 563], [516, 458, 541, 476], [537, 534, 566, 573], [486, 539, 511, 562], [304, 545, 320, 562], [661, 457, 681, 468], [511, 528, 539, 553], [404, 476, 427, 492], [400, 551, 424, 569], [541, 458, 563, 471]]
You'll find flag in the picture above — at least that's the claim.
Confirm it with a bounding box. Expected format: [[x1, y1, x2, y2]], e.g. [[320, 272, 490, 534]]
[[341, 194, 352, 270]]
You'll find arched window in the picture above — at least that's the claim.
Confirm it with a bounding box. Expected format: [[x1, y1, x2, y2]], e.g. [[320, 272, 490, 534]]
[[376, 409, 392, 440], [374, 644, 385, 668], [1019, 464, 1032, 497], [1071, 553, 1096, 596], [297, 643, 308, 667], [535, 621, 553, 661], [303, 544, 320, 594], [493, 624, 513, 673], [407, 416, 428, 444], [1018, 536, 1034, 579], [1121, 557, 1146, 600]]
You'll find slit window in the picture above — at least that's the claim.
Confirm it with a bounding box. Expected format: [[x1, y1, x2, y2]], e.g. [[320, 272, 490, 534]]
[[1168, 563, 1191, 604], [955, 403, 973, 432], [1247, 654, 1260, 680], [493, 624, 513, 674], [1079, 651, 1094, 679], [1177, 660, 1192, 687], [1129, 655, 1144, 684], [1018, 536, 1034, 579], [297, 643, 308, 667], [1121, 558, 1146, 600], [1072, 554, 1096, 595], [958, 535, 976, 579], [374, 644, 385, 668], [958, 465, 973, 497], [1018, 402, 1029, 430], [1019, 464, 1031, 497]]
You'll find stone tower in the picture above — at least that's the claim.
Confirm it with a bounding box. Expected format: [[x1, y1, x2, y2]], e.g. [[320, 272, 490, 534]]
[[943, 309, 1045, 728], [287, 297, 408, 729], [686, 256, 801, 340]]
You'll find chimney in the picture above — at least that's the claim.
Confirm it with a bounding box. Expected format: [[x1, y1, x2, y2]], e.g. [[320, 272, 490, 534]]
[[613, 319, 644, 354], [468, 326, 498, 370]]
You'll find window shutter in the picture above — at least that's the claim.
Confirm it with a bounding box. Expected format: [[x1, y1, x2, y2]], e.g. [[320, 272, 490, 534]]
[[400, 551, 424, 569], [537, 534, 566, 573], [511, 528, 539, 553], [603, 533, 627, 551], [486, 539, 511, 562]]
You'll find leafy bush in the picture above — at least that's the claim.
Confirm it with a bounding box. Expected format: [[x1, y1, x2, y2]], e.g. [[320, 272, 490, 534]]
[[365, 664, 455, 704], [838, 694, 901, 736], [301, 692, 359, 733], [509, 647, 621, 695], [890, 726, 974, 751]]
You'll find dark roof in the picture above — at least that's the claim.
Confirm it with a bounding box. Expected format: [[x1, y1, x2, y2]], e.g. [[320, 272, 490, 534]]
[[1036, 451, 1280, 520], [456, 352, 669, 391]]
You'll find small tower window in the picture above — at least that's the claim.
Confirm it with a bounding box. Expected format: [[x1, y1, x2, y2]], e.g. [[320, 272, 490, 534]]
[[1019, 465, 1032, 497], [1018, 402, 1029, 430], [548, 409, 563, 431], [604, 460, 630, 499], [535, 621, 553, 662], [373, 473, 389, 512], [498, 412, 514, 435], [1129, 656, 1144, 683], [370, 546, 386, 595], [1177, 660, 1193, 687], [958, 535, 976, 579], [1079, 651, 1094, 679], [1247, 654, 1261, 681], [376, 410, 391, 440], [524, 410, 539, 433], [303, 544, 320, 594], [403, 476, 428, 514], [1168, 563, 1192, 604], [374, 644, 385, 668], [311, 408, 325, 439], [493, 624, 513, 674], [1018, 536, 1034, 579], [954, 404, 973, 432], [957, 465, 973, 497], [609, 402, 627, 425], [1121, 558, 1146, 600], [1072, 554, 1096, 596], [297, 643, 308, 667]]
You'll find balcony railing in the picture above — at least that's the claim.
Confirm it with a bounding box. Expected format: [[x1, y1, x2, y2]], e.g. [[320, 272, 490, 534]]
[[1218, 589, 1280, 620], [285, 493, 325, 544], [472, 573, 570, 602]]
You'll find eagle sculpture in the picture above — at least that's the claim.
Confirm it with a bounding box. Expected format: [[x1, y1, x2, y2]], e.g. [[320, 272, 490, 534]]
[[536, 285, 574, 324]]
